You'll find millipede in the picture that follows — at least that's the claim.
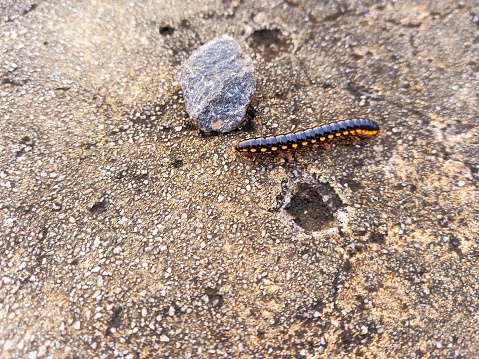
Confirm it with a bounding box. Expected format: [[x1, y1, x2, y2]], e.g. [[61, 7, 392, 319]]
[[235, 118, 379, 153]]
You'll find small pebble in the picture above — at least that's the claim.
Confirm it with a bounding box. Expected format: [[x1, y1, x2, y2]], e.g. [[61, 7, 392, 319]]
[[160, 335, 170, 342]]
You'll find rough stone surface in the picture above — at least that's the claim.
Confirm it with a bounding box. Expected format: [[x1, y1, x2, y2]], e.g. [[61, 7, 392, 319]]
[[176, 35, 255, 132], [1, 0, 479, 358]]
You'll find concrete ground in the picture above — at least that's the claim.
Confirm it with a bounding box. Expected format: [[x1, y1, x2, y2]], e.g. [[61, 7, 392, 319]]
[[1, 0, 478, 358]]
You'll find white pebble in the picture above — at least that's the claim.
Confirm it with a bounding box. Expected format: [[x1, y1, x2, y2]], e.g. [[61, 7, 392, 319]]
[[3, 340, 13, 350], [160, 335, 170, 342], [37, 346, 46, 357]]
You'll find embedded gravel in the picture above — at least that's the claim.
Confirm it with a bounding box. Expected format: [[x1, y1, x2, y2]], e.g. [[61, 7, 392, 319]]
[[1, 1, 478, 358]]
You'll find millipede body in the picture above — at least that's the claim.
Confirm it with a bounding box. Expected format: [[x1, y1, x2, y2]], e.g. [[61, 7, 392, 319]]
[[235, 118, 379, 153]]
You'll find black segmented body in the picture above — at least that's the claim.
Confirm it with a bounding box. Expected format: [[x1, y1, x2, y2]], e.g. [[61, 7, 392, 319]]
[[235, 118, 379, 153]]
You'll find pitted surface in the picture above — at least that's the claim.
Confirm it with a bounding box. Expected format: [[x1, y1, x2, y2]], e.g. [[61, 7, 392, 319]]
[[1, 0, 478, 358]]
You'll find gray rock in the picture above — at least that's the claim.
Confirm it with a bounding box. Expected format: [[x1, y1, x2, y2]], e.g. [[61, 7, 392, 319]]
[[176, 35, 255, 133]]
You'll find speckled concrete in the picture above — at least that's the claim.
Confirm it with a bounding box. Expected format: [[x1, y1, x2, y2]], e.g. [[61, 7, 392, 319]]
[[1, 1, 478, 358]]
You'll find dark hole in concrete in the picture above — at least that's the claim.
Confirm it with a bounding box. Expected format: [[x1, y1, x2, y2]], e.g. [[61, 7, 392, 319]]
[[449, 236, 464, 258], [247, 29, 290, 60], [90, 198, 107, 215], [285, 182, 341, 232], [205, 287, 224, 308], [172, 159, 184, 168], [369, 231, 386, 244], [159, 25, 175, 36], [22, 3, 37, 15], [105, 307, 123, 336], [239, 104, 256, 133], [274, 91, 288, 100], [249, 29, 281, 46], [449, 236, 460, 249], [20, 136, 32, 144]]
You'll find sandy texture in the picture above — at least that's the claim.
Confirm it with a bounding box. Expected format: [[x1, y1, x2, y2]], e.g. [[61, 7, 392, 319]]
[[1, 0, 478, 358]]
